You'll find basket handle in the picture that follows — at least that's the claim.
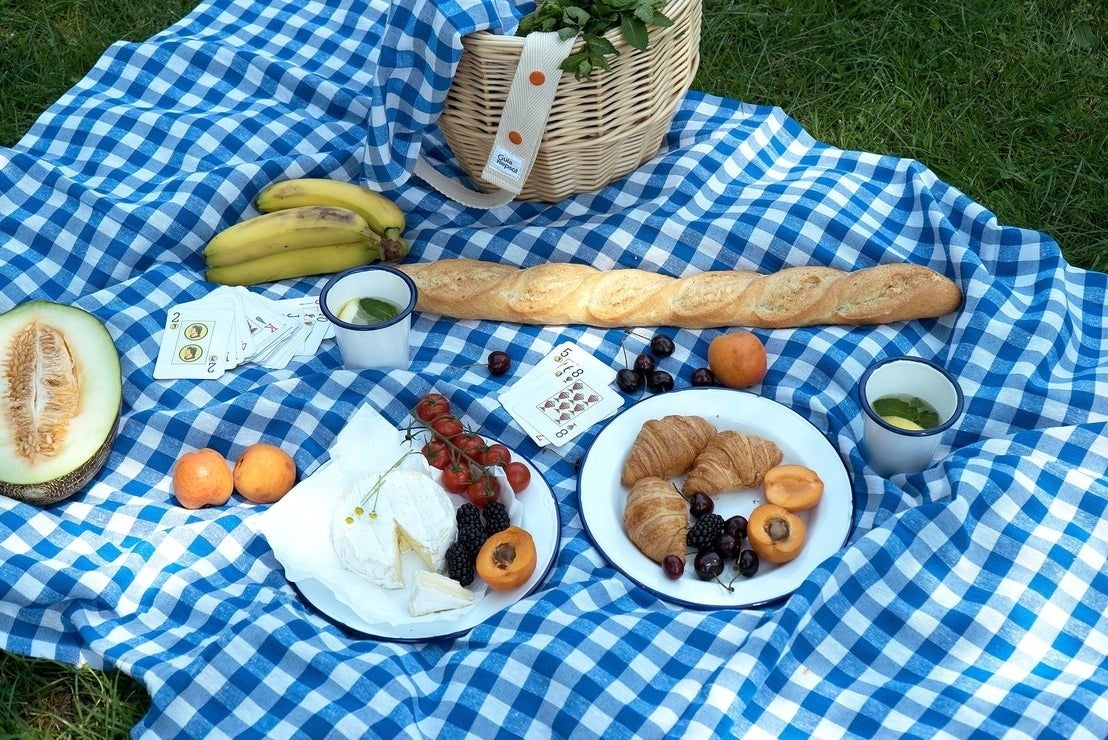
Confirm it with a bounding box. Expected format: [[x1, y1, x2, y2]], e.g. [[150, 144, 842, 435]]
[[416, 31, 577, 209]]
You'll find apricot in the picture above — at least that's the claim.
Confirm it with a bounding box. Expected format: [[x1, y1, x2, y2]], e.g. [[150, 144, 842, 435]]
[[476, 525, 537, 591], [763, 464, 824, 512], [707, 331, 767, 389], [173, 448, 233, 509], [747, 503, 807, 565], [233, 442, 297, 504]]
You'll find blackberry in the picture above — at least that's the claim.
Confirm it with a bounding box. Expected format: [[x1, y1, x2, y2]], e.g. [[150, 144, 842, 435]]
[[687, 513, 725, 550], [456, 503, 487, 553], [445, 541, 476, 586], [483, 501, 511, 536]]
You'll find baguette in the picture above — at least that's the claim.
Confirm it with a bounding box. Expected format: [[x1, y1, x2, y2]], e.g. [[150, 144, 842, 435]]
[[395, 259, 961, 328]]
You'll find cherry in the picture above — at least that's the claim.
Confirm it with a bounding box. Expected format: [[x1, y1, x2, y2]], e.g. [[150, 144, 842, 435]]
[[686, 367, 713, 387], [714, 532, 740, 560], [615, 368, 642, 393], [688, 492, 714, 518], [646, 370, 674, 393], [694, 550, 724, 581], [737, 549, 759, 578], [650, 334, 675, 357], [487, 351, 511, 376], [690, 367, 716, 387], [724, 514, 747, 540]]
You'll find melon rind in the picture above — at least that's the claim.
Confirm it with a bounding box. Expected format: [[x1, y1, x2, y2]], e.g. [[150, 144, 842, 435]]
[[0, 301, 122, 505]]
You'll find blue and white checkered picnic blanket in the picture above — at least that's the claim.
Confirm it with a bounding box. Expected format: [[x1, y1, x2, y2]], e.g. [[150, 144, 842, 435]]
[[2, 0, 1106, 737]]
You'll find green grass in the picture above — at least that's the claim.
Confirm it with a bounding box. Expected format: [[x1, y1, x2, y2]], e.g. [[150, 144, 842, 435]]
[[0, 0, 1105, 734], [0, 651, 148, 738], [693, 0, 1107, 272]]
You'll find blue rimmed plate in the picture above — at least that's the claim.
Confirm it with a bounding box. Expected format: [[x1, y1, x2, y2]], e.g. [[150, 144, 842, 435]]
[[276, 444, 560, 642], [578, 388, 852, 609]]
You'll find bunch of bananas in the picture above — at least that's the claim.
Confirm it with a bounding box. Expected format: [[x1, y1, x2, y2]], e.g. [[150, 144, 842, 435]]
[[203, 179, 410, 286]]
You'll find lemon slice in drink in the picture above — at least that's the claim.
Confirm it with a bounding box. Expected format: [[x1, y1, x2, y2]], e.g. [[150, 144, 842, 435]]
[[882, 415, 925, 431], [337, 297, 399, 325]]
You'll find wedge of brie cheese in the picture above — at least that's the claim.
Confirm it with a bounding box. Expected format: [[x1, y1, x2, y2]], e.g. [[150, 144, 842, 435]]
[[332, 469, 457, 589], [409, 570, 476, 616]]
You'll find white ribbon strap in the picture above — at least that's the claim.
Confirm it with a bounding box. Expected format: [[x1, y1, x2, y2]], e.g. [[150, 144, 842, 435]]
[[416, 31, 576, 209]]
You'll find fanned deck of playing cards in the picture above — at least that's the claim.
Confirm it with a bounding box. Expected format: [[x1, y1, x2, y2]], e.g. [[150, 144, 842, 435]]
[[154, 286, 335, 380], [499, 343, 625, 448]]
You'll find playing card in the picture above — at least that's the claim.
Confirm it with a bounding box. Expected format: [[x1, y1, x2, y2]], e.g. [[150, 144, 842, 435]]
[[170, 291, 240, 368], [154, 306, 234, 380], [273, 296, 331, 357], [500, 343, 624, 447], [218, 286, 255, 366], [240, 292, 295, 363], [155, 288, 336, 379]]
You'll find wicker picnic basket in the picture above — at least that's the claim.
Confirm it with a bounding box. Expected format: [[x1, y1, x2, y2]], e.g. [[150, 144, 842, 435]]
[[437, 0, 702, 202]]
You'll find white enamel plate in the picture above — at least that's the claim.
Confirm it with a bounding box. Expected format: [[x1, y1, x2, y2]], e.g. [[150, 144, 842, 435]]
[[578, 388, 852, 609], [280, 444, 560, 642]]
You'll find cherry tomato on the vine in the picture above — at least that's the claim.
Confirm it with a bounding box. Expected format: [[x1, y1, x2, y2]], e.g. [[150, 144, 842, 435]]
[[421, 439, 450, 469], [465, 475, 500, 508], [481, 443, 512, 469], [505, 461, 532, 493], [430, 414, 464, 440], [441, 463, 471, 495], [414, 392, 451, 422], [454, 431, 486, 462]]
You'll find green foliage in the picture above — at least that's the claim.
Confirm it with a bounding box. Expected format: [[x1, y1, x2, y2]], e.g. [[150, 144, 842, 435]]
[[516, 0, 674, 79]]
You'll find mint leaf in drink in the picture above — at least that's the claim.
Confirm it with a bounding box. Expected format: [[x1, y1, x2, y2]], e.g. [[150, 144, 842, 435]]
[[872, 396, 941, 429], [357, 298, 399, 322]]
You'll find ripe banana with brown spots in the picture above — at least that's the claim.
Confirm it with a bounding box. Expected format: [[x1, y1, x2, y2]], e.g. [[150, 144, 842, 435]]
[[255, 178, 408, 260], [202, 205, 381, 268]]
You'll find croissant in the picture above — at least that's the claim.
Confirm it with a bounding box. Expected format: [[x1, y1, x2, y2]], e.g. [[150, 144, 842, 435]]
[[620, 415, 717, 487], [623, 477, 689, 565], [683, 430, 784, 496]]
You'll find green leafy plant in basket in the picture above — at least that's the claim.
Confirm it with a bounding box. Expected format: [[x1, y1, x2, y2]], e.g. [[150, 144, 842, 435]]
[[516, 0, 674, 79]]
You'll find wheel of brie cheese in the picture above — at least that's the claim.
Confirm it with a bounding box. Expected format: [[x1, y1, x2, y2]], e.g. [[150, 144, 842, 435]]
[[331, 469, 457, 590]]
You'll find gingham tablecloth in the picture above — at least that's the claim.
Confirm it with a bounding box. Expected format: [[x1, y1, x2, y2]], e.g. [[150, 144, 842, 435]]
[[2, 1, 1106, 737]]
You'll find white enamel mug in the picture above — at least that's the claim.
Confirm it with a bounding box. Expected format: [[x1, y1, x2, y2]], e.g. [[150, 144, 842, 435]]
[[859, 356, 964, 476], [320, 265, 417, 371]]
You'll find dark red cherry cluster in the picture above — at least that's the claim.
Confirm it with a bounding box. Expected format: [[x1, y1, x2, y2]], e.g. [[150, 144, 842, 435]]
[[614, 331, 716, 396], [663, 491, 760, 588]]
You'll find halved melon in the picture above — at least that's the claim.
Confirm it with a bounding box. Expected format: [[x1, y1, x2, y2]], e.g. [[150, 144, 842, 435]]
[[0, 301, 121, 505]]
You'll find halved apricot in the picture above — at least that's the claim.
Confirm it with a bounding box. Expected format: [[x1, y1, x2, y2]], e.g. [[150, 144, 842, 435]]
[[476, 525, 537, 591], [747, 503, 807, 565], [763, 464, 824, 512]]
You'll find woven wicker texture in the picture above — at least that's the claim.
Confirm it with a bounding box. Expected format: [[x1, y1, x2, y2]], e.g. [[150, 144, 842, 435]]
[[438, 0, 702, 202]]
